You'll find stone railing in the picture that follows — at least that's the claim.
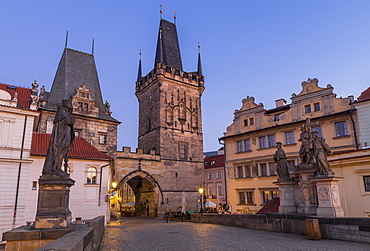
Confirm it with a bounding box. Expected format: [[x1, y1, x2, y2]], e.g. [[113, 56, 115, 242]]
[[191, 213, 370, 244]]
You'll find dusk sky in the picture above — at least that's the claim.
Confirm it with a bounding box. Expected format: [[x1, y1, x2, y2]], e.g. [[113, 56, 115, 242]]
[[1, 1, 370, 152]]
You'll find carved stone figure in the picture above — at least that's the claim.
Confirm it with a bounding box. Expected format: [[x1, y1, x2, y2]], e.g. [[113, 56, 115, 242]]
[[42, 97, 75, 176], [312, 131, 333, 176], [273, 142, 291, 181], [298, 124, 313, 166]]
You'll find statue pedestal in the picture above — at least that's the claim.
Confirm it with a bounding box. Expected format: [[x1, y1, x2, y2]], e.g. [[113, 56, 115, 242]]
[[310, 176, 344, 217], [273, 181, 297, 214], [296, 169, 317, 215], [34, 175, 75, 229]]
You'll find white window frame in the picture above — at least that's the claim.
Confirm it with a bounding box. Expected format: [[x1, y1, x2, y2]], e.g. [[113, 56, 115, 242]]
[[216, 171, 222, 179], [356, 169, 370, 196], [285, 131, 295, 145], [334, 121, 348, 137]]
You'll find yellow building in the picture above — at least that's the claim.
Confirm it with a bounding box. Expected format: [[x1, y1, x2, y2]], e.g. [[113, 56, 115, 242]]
[[220, 78, 358, 214]]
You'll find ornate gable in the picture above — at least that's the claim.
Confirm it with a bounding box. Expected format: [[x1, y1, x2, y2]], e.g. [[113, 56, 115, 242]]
[[72, 84, 99, 117]]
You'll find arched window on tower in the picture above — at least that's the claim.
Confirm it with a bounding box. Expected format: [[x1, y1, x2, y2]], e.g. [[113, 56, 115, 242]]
[[192, 113, 198, 129], [179, 103, 186, 121], [166, 107, 173, 125]]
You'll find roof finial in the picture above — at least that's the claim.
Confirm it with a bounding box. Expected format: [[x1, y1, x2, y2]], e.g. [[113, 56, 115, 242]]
[[174, 11, 177, 24], [160, 5, 163, 19], [92, 39, 95, 55], [197, 42, 203, 76], [137, 49, 142, 82], [65, 30, 69, 48]]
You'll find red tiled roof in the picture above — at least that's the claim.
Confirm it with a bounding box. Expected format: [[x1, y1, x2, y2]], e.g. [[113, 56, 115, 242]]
[[0, 83, 32, 108], [256, 197, 280, 214], [358, 87, 370, 102], [204, 154, 224, 169], [31, 132, 112, 160]]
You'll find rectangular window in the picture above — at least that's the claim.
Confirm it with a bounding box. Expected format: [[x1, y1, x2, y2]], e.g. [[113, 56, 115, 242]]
[[269, 162, 276, 176], [179, 142, 188, 160], [216, 171, 222, 179], [238, 191, 246, 204], [335, 121, 348, 137], [285, 131, 295, 145], [243, 119, 248, 127], [262, 191, 270, 204], [261, 190, 279, 204], [364, 176, 370, 192], [236, 166, 244, 178], [268, 134, 276, 148], [99, 134, 107, 144], [287, 160, 295, 174], [260, 163, 267, 176], [244, 139, 251, 151], [217, 184, 223, 196], [32, 181, 37, 190], [236, 140, 243, 153], [246, 191, 254, 204], [207, 185, 213, 196], [312, 126, 322, 138], [208, 172, 212, 180], [249, 118, 254, 125], [245, 165, 252, 178], [305, 105, 311, 113], [314, 102, 320, 111], [259, 136, 267, 149], [274, 114, 280, 122]]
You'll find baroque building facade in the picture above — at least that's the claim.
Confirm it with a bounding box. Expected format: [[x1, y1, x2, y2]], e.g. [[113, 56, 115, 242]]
[[221, 78, 360, 215], [114, 19, 204, 217]]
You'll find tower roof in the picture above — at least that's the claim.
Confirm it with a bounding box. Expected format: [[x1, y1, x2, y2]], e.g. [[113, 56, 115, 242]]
[[44, 48, 118, 122], [154, 19, 183, 70]]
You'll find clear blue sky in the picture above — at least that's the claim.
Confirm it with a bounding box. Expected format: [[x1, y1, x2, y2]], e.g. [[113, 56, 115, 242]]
[[1, 1, 370, 152]]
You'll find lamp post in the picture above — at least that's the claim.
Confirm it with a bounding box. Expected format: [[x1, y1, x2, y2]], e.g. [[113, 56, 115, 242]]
[[199, 187, 204, 213]]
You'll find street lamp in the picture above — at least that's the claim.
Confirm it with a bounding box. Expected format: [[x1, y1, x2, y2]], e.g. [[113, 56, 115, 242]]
[[199, 187, 204, 213], [112, 181, 117, 190]]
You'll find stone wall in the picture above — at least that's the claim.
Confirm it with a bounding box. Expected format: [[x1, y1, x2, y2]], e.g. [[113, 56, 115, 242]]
[[191, 213, 370, 244]]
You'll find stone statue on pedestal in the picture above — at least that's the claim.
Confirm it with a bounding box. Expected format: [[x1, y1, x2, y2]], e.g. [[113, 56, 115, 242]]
[[298, 124, 313, 167], [42, 96, 75, 177], [311, 131, 334, 176], [273, 142, 291, 182]]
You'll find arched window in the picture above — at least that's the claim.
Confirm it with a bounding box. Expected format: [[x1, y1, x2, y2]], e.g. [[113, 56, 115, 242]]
[[87, 167, 97, 184]]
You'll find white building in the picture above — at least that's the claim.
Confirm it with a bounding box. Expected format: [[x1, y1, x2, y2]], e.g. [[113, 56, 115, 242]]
[[0, 84, 39, 241], [23, 132, 112, 223], [356, 87, 370, 149]]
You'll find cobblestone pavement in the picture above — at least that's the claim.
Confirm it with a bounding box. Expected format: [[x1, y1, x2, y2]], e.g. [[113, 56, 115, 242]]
[[100, 218, 370, 251]]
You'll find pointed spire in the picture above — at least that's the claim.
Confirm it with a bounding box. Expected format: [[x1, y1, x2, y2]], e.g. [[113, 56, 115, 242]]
[[160, 5, 163, 19], [137, 50, 142, 82], [154, 19, 183, 70], [65, 31, 69, 48], [197, 42, 203, 76], [92, 39, 95, 55]]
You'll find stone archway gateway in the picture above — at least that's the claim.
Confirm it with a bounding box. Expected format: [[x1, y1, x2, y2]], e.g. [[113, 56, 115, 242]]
[[117, 170, 163, 218]]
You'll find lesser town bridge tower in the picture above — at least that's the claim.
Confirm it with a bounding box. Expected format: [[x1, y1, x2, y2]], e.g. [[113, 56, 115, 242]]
[[115, 18, 204, 217]]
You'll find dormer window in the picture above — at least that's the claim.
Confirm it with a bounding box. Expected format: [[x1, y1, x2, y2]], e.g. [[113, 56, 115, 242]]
[[305, 105, 311, 113], [249, 118, 254, 125], [243, 119, 248, 127], [314, 102, 320, 111]]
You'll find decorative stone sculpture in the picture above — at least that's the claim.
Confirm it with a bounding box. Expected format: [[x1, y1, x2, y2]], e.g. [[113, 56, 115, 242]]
[[273, 142, 291, 181], [42, 96, 75, 177], [298, 124, 313, 167], [311, 131, 334, 176]]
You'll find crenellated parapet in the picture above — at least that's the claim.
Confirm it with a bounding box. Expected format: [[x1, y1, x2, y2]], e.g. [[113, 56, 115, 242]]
[[136, 63, 204, 94]]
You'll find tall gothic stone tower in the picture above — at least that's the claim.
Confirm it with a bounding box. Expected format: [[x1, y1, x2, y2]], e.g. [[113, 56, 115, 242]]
[[120, 18, 205, 214], [136, 19, 204, 161]]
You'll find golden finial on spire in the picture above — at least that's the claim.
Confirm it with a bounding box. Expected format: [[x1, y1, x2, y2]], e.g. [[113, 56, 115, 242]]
[[198, 42, 201, 53], [174, 11, 177, 24], [139, 49, 142, 59], [160, 5, 163, 19]]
